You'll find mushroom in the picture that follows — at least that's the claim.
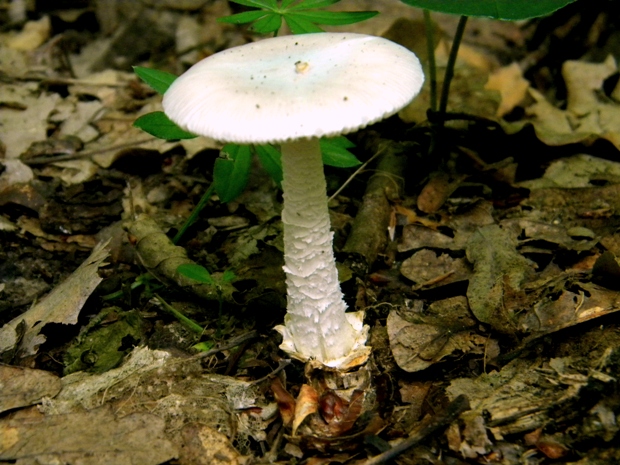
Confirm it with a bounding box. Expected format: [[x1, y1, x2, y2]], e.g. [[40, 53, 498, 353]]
[[163, 32, 424, 368]]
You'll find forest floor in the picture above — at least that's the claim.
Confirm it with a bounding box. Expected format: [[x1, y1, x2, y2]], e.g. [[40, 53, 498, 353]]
[[2, 0, 620, 464]]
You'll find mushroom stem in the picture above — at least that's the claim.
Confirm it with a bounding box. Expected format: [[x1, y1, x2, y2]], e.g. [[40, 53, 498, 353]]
[[277, 138, 360, 364]]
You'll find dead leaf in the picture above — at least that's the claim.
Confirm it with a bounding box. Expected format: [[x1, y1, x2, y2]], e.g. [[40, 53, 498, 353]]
[[0, 84, 61, 159], [293, 384, 319, 436], [485, 62, 530, 117], [504, 56, 620, 151], [271, 377, 296, 427], [179, 423, 248, 465], [519, 154, 620, 189], [0, 406, 177, 465], [466, 225, 534, 332], [387, 297, 484, 372], [400, 248, 471, 289], [0, 365, 61, 413], [0, 240, 109, 356], [7, 16, 51, 51]]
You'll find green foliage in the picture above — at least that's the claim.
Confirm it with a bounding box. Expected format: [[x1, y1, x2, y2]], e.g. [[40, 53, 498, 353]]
[[133, 66, 177, 94], [218, 0, 378, 35], [399, 0, 577, 20], [320, 136, 361, 168], [177, 263, 215, 285], [134, 111, 197, 140], [214, 144, 253, 203], [255, 144, 283, 186]]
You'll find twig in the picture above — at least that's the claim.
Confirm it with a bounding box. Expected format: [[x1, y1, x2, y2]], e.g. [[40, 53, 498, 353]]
[[191, 330, 259, 360], [328, 146, 385, 202], [361, 395, 470, 465]]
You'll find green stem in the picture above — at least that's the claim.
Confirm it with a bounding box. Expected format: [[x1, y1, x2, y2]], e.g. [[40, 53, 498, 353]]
[[172, 184, 215, 244], [154, 293, 205, 335], [438, 15, 468, 122], [423, 9, 437, 113]]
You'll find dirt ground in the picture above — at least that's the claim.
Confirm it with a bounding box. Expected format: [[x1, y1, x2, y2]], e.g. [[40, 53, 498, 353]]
[[2, 0, 620, 464]]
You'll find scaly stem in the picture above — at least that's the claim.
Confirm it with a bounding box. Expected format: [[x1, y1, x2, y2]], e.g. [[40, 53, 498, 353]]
[[278, 138, 358, 364]]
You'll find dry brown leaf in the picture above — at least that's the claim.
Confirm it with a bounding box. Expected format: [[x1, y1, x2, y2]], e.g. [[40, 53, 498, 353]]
[[0, 240, 109, 356], [505, 56, 620, 150], [179, 423, 248, 465], [7, 16, 51, 51], [293, 384, 319, 436], [0, 406, 177, 464], [485, 62, 530, 117], [0, 366, 61, 413]]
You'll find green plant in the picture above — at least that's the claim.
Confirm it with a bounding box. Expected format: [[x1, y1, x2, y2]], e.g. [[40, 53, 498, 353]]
[[401, 0, 579, 132], [217, 0, 378, 35], [400, 0, 577, 21], [177, 263, 237, 337]]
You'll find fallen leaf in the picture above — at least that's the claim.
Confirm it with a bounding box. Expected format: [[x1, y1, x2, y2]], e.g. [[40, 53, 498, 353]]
[[387, 297, 484, 372], [293, 384, 319, 436], [0, 240, 109, 356], [466, 225, 534, 332], [179, 423, 248, 465], [0, 365, 61, 413], [485, 62, 530, 117], [0, 406, 177, 465]]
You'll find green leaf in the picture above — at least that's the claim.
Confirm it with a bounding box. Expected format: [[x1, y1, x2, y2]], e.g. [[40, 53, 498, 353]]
[[213, 144, 253, 203], [229, 0, 277, 8], [249, 13, 283, 33], [222, 269, 237, 283], [288, 0, 339, 9], [133, 66, 177, 95], [399, 0, 577, 20], [284, 13, 325, 34], [217, 10, 270, 24], [321, 137, 361, 167], [133, 112, 197, 140], [177, 263, 215, 285], [289, 10, 378, 26], [255, 144, 283, 186]]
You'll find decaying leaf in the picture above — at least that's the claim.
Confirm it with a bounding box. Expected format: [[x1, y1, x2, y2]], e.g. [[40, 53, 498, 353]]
[[400, 248, 471, 289], [0, 365, 61, 413], [387, 297, 487, 372], [0, 406, 177, 465], [0, 240, 110, 357], [466, 225, 534, 332], [505, 55, 620, 150], [519, 154, 620, 189], [293, 384, 319, 436], [179, 423, 248, 465], [485, 62, 530, 117], [446, 346, 620, 449]]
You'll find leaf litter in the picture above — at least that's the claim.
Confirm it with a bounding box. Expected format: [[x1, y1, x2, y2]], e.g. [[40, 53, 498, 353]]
[[2, 1, 620, 464]]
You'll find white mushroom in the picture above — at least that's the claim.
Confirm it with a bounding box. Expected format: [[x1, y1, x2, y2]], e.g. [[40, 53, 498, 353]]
[[163, 32, 424, 368]]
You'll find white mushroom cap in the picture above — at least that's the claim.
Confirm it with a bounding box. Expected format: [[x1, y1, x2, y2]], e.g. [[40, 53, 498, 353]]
[[163, 32, 424, 144]]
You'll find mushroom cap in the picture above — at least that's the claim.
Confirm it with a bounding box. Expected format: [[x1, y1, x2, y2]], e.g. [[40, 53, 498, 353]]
[[163, 33, 424, 145]]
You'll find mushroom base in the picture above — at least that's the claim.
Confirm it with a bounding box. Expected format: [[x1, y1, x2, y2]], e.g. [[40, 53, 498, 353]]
[[275, 138, 368, 367]]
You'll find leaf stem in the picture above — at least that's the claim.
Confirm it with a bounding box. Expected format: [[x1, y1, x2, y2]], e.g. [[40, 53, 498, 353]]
[[423, 9, 437, 113], [438, 15, 468, 122], [173, 184, 215, 244]]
